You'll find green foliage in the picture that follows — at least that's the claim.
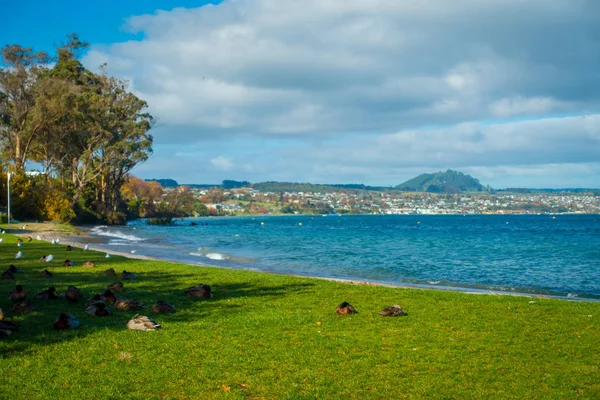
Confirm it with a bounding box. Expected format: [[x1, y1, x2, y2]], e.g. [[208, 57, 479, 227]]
[[0, 234, 599, 399], [0, 34, 154, 225], [144, 178, 178, 188], [222, 179, 250, 189]]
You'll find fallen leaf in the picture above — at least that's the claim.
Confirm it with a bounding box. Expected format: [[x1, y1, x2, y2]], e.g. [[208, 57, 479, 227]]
[[113, 344, 118, 349], [222, 384, 231, 392], [316, 321, 322, 326]]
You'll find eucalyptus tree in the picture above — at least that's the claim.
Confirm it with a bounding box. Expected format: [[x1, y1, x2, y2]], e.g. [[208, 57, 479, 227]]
[[0, 45, 50, 169]]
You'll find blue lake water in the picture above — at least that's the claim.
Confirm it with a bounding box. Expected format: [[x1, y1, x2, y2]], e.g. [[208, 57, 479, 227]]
[[85, 214, 600, 300]]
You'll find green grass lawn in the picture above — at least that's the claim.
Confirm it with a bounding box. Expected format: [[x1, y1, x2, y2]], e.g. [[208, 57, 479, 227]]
[[0, 233, 599, 399]]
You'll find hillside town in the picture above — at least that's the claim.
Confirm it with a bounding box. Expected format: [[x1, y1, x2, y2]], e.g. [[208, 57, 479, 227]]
[[173, 186, 600, 216]]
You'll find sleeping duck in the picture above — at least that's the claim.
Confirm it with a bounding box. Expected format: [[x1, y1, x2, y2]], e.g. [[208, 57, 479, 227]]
[[100, 289, 117, 304], [8, 285, 27, 303], [103, 268, 116, 277], [39, 269, 53, 278], [114, 298, 145, 311], [12, 301, 35, 313], [184, 284, 213, 298], [1, 270, 15, 280], [82, 261, 95, 268], [85, 302, 110, 317], [53, 313, 79, 330], [107, 282, 124, 292], [378, 304, 406, 317], [64, 286, 83, 303], [126, 315, 160, 331], [336, 302, 357, 315], [35, 286, 58, 300], [118, 270, 136, 280], [152, 300, 175, 314], [7, 265, 19, 273], [84, 294, 104, 308], [0, 320, 20, 337]]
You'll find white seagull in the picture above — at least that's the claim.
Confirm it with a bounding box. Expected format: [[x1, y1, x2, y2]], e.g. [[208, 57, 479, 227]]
[[130, 250, 136, 254], [0, 238, 3, 243], [105, 254, 111, 258], [17, 242, 23, 247], [15, 251, 22, 259], [83, 244, 89, 251], [36, 235, 41, 240], [44, 254, 54, 262], [51, 239, 57, 245]]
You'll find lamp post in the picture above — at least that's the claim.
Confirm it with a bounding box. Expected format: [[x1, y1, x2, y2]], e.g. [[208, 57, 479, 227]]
[[7, 172, 10, 230]]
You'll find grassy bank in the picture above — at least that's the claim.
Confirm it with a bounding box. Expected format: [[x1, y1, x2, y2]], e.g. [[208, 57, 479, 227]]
[[0, 233, 599, 399]]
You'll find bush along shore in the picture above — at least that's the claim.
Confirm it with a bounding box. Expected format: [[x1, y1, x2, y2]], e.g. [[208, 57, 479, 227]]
[[0, 231, 599, 399]]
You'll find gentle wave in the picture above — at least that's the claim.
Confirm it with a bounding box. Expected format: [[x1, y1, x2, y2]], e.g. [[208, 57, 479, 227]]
[[189, 248, 231, 260], [90, 226, 145, 242]]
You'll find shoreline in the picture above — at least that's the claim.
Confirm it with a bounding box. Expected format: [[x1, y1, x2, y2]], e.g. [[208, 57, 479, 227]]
[[14, 223, 598, 303]]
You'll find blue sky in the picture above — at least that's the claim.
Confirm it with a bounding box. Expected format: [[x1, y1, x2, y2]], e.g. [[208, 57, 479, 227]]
[[2, 1, 219, 53], [2, 1, 600, 188]]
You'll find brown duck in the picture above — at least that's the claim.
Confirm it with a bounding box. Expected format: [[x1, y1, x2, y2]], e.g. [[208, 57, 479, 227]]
[[152, 300, 175, 314], [8, 285, 27, 303], [119, 270, 136, 280], [36, 286, 58, 300], [184, 284, 213, 298], [1, 270, 15, 280], [336, 302, 357, 316], [114, 298, 145, 311], [83, 261, 95, 268], [7, 265, 19, 273], [84, 294, 104, 308], [107, 282, 124, 292], [12, 301, 35, 313], [39, 269, 53, 278], [53, 313, 79, 330], [66, 245, 73, 251], [103, 268, 116, 276], [63, 259, 73, 267], [65, 286, 83, 303], [379, 304, 406, 317], [100, 289, 117, 304], [0, 320, 20, 337], [85, 302, 110, 317]]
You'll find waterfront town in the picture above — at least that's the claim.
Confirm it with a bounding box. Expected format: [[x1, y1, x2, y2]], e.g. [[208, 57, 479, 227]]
[[170, 186, 600, 216]]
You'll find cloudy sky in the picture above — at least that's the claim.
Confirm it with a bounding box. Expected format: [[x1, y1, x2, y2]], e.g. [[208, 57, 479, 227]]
[[4, 0, 600, 188]]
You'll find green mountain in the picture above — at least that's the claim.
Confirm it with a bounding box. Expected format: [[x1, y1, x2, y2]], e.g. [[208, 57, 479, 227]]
[[396, 170, 485, 193]]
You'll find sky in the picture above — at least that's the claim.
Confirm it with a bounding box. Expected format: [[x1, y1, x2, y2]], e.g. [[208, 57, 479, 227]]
[[2, 0, 600, 188]]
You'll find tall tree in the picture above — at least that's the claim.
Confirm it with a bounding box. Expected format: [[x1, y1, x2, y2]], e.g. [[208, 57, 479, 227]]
[[0, 45, 49, 169]]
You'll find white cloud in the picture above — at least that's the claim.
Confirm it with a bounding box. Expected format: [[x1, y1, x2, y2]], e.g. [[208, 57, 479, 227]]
[[86, 0, 600, 187], [210, 156, 235, 171], [83, 0, 600, 140]]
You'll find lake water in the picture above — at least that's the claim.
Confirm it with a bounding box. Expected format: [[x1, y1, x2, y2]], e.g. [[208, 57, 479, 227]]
[[84, 214, 600, 300]]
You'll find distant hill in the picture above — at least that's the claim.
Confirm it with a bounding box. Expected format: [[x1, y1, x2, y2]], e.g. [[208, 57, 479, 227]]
[[252, 182, 392, 193], [145, 178, 179, 188], [396, 170, 485, 193]]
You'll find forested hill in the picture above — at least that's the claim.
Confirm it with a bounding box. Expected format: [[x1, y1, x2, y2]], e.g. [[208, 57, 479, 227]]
[[395, 170, 486, 193], [252, 182, 392, 193]]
